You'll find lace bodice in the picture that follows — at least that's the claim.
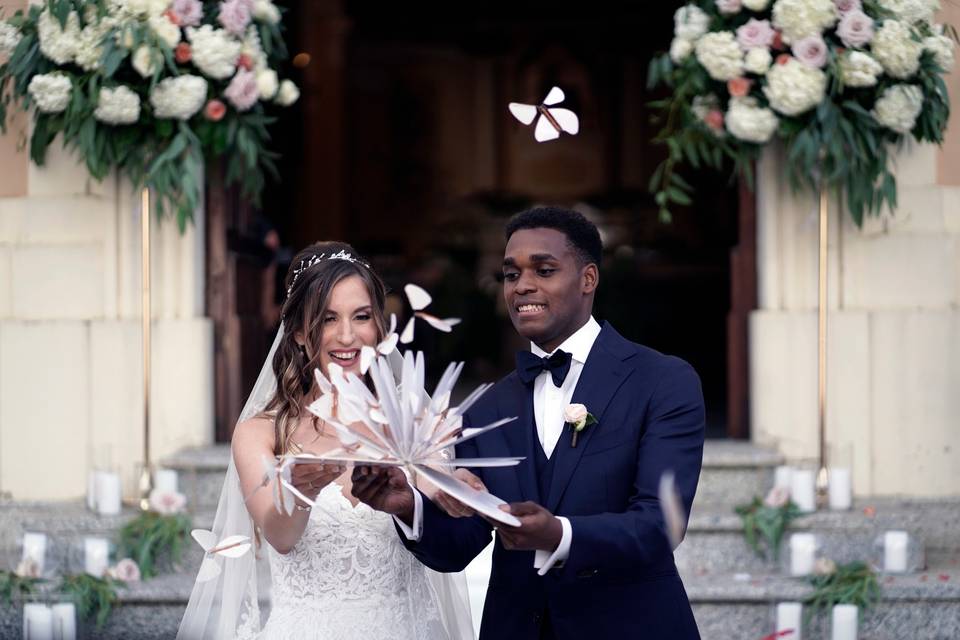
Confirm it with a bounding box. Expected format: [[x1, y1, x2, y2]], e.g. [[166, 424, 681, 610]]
[[257, 483, 448, 640]]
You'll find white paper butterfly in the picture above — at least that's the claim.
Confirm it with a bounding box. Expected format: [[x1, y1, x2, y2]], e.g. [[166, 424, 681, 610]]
[[360, 314, 400, 374], [191, 529, 252, 582], [400, 284, 461, 344], [508, 86, 580, 142]]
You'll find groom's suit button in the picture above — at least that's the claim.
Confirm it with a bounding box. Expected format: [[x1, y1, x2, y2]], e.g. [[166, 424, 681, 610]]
[[577, 568, 599, 578]]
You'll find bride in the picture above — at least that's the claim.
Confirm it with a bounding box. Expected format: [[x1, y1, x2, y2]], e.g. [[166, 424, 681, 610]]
[[177, 241, 473, 639]]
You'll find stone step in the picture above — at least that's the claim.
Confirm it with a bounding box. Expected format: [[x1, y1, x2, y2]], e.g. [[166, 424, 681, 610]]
[[161, 444, 232, 511]]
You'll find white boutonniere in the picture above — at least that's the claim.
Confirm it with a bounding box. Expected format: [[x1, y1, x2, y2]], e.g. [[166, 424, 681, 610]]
[[563, 403, 597, 448]]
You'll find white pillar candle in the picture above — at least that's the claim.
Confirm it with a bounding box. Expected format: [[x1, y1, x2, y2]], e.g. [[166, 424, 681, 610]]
[[22, 532, 47, 575], [96, 471, 122, 515], [86, 471, 98, 511], [790, 533, 817, 576], [84, 537, 110, 577], [831, 604, 858, 640], [51, 603, 77, 640], [774, 465, 794, 490], [776, 602, 803, 640], [154, 468, 178, 493], [791, 469, 817, 513], [884, 531, 909, 573], [828, 468, 852, 511], [23, 603, 54, 640]]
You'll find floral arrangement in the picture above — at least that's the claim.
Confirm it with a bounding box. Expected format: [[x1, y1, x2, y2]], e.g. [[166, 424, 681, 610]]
[[648, 0, 956, 225], [804, 560, 881, 619], [0, 567, 41, 604], [116, 488, 191, 579], [58, 572, 125, 629], [735, 485, 802, 561], [0, 0, 297, 229]]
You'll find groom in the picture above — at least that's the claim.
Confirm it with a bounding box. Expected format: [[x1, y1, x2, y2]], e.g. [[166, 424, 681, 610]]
[[353, 207, 704, 639]]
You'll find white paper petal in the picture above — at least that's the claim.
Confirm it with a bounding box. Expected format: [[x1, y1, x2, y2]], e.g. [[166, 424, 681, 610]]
[[414, 464, 521, 527], [400, 317, 416, 344], [417, 313, 459, 333], [547, 107, 579, 135], [212, 535, 252, 558], [427, 457, 524, 468], [191, 529, 217, 552], [378, 332, 399, 355], [360, 345, 377, 374], [542, 86, 565, 106], [403, 283, 432, 311], [388, 313, 397, 335], [508, 102, 538, 125], [534, 115, 560, 142]]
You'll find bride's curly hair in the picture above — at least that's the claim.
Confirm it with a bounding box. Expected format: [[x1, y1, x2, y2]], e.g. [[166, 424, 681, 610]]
[[263, 241, 388, 455]]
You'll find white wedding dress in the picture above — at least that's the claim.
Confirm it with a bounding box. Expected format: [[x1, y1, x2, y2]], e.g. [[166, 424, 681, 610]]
[[256, 483, 447, 639]]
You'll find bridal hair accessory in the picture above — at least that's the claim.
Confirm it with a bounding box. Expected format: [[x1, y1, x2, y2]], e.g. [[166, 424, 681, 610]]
[[286, 250, 372, 298]]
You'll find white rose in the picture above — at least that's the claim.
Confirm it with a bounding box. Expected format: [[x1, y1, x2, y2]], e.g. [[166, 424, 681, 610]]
[[149, 13, 181, 48], [763, 57, 827, 115], [771, 0, 838, 44], [695, 31, 745, 81], [37, 9, 80, 65], [744, 47, 773, 75], [742, 0, 771, 9], [132, 45, 160, 77], [0, 21, 22, 58], [95, 86, 141, 125], [840, 51, 884, 87], [878, 0, 939, 25], [670, 37, 694, 63], [275, 79, 299, 106], [872, 84, 924, 133], [149, 74, 208, 119], [253, 0, 281, 24], [563, 403, 588, 424], [256, 69, 279, 99], [923, 33, 955, 72], [187, 25, 242, 79], [872, 19, 923, 79], [674, 4, 710, 41], [725, 97, 779, 144], [27, 73, 72, 113]]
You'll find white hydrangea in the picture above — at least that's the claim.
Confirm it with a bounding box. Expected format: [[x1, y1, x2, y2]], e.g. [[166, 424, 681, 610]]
[[27, 73, 72, 113], [187, 25, 241, 79], [840, 51, 884, 86], [75, 19, 115, 72], [674, 5, 711, 41], [743, 0, 771, 9], [744, 47, 773, 74], [0, 21, 22, 58], [256, 69, 278, 99], [94, 86, 141, 125], [695, 32, 744, 81], [132, 45, 160, 77], [877, 0, 939, 25], [923, 33, 955, 72], [149, 74, 207, 119], [37, 9, 80, 65], [763, 57, 827, 115], [242, 25, 267, 71], [771, 0, 838, 44], [872, 84, 924, 133], [149, 13, 181, 48], [110, 0, 170, 17], [726, 97, 780, 143], [872, 19, 923, 79], [253, 0, 281, 24], [275, 79, 299, 106], [670, 37, 694, 63]]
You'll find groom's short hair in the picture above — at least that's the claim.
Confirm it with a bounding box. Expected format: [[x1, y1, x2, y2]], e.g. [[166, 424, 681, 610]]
[[505, 206, 603, 267]]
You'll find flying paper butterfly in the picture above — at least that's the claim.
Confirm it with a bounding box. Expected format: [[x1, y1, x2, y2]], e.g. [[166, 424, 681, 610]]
[[508, 86, 580, 142], [400, 284, 461, 344], [360, 314, 400, 374], [191, 529, 252, 582]]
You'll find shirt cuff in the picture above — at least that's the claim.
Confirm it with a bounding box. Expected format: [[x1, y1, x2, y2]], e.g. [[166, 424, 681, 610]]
[[393, 486, 423, 541], [533, 516, 571, 576]]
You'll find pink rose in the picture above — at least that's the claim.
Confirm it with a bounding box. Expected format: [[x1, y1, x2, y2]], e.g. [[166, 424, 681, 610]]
[[727, 77, 753, 98], [833, 0, 861, 13], [175, 42, 192, 64], [836, 9, 874, 48], [108, 558, 141, 582], [149, 489, 187, 515], [716, 0, 742, 15], [204, 99, 226, 121], [763, 486, 790, 508], [218, 0, 252, 37], [705, 110, 725, 132], [737, 19, 776, 50], [236, 53, 254, 71], [563, 403, 588, 425], [793, 35, 828, 68], [224, 69, 259, 111], [170, 0, 203, 27]]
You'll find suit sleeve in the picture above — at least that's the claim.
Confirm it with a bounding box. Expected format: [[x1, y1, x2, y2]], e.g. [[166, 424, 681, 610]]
[[562, 357, 705, 580], [395, 414, 494, 573]]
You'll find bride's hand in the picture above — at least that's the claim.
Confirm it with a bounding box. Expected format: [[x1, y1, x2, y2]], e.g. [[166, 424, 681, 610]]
[[433, 468, 486, 518], [290, 463, 345, 505]]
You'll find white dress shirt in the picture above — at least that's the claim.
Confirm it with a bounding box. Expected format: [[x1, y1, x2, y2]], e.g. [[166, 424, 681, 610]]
[[397, 316, 602, 577]]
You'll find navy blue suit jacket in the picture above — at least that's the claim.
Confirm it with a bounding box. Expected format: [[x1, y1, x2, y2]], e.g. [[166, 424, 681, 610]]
[[403, 322, 705, 639]]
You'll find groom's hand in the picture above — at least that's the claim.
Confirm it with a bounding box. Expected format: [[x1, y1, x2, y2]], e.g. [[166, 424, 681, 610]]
[[350, 465, 415, 524], [491, 502, 563, 552]]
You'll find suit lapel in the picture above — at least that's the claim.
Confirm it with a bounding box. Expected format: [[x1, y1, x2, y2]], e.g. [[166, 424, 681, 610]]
[[497, 375, 538, 503], [545, 324, 631, 513]]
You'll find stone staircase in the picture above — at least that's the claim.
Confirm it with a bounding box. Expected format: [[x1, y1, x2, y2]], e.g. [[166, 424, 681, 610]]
[[1, 441, 958, 638]]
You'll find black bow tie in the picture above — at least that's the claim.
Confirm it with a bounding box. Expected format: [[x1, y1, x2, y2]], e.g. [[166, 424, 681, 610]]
[[516, 349, 572, 387]]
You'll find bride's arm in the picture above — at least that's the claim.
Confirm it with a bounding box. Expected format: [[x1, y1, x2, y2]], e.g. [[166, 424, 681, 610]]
[[232, 418, 343, 554]]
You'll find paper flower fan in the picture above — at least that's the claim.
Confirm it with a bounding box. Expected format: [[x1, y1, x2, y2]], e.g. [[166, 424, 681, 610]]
[[191, 529, 252, 582], [400, 284, 461, 344], [508, 86, 580, 142], [302, 351, 522, 526]]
